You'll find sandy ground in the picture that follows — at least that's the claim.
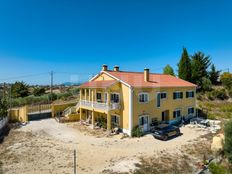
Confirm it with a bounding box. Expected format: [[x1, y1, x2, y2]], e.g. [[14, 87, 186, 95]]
[[0, 119, 209, 174]]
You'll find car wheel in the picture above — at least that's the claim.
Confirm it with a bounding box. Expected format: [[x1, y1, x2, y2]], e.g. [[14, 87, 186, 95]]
[[176, 131, 180, 136], [163, 135, 168, 141]]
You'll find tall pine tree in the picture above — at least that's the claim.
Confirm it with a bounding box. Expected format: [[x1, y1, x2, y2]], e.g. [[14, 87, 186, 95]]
[[209, 64, 220, 85], [191, 51, 211, 86], [178, 48, 192, 81]]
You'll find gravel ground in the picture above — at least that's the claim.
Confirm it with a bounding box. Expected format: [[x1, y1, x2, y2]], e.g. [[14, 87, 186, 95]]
[[0, 119, 209, 174]]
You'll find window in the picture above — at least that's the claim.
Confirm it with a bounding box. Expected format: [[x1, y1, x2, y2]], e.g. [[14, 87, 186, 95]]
[[111, 93, 120, 103], [96, 93, 102, 102], [162, 110, 169, 121], [157, 93, 161, 107], [139, 93, 149, 103], [186, 91, 194, 98], [188, 107, 194, 115], [173, 92, 183, 99], [111, 115, 120, 127], [173, 109, 181, 118], [161, 92, 167, 99]]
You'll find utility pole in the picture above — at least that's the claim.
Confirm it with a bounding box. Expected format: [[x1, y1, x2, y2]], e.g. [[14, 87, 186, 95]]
[[74, 150, 77, 174], [50, 71, 53, 101]]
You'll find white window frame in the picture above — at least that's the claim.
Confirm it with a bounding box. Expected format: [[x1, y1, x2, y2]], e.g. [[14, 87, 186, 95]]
[[173, 91, 183, 100], [138, 115, 149, 131], [188, 107, 195, 115], [96, 92, 102, 102], [156, 92, 161, 108], [173, 109, 181, 118], [160, 92, 167, 99], [110, 92, 120, 103], [138, 92, 149, 103], [186, 90, 194, 98], [111, 114, 120, 127]]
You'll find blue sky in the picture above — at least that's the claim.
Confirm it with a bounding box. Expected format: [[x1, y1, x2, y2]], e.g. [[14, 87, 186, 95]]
[[0, 0, 232, 84]]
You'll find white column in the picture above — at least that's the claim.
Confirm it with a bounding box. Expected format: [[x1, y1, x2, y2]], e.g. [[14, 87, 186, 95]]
[[128, 87, 133, 136]]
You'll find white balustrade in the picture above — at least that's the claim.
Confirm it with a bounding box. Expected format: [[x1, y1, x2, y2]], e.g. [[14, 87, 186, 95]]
[[80, 100, 120, 111]]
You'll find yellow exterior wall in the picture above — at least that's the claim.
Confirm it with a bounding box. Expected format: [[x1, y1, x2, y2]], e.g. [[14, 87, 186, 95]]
[[80, 72, 196, 133], [51, 103, 76, 117], [132, 87, 196, 128], [9, 106, 28, 122], [93, 73, 114, 81]]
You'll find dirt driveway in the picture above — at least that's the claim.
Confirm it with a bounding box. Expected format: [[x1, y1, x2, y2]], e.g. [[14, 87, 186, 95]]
[[0, 119, 208, 174]]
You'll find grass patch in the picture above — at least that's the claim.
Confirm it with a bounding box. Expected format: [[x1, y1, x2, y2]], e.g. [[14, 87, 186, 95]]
[[209, 162, 230, 174]]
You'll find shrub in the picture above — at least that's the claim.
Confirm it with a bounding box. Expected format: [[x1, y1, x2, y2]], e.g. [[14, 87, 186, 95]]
[[215, 89, 228, 100], [0, 98, 8, 119], [228, 88, 232, 98], [207, 89, 228, 100], [201, 77, 212, 91], [221, 72, 232, 90], [33, 87, 46, 96], [224, 119, 232, 163], [48, 93, 57, 101], [132, 126, 143, 137], [208, 162, 228, 174]]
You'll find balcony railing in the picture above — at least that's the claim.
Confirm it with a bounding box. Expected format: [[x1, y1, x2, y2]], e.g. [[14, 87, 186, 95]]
[[80, 100, 120, 111]]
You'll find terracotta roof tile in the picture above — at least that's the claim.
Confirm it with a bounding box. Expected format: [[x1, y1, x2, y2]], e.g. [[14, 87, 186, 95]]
[[105, 71, 197, 88], [79, 80, 117, 88]]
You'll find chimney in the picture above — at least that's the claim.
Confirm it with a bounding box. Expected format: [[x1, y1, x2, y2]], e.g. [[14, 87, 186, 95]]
[[102, 64, 108, 71], [114, 65, 119, 71], [144, 68, 149, 82]]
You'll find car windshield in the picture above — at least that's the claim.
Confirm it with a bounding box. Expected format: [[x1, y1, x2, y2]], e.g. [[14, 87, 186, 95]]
[[155, 125, 170, 131]]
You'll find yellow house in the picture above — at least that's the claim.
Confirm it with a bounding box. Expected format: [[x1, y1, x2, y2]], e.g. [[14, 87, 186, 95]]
[[77, 65, 197, 136]]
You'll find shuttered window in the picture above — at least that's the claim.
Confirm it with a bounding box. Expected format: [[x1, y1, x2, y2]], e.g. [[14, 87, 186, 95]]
[[186, 91, 194, 98], [173, 92, 183, 99], [139, 93, 149, 103], [173, 109, 181, 118], [188, 107, 194, 114]]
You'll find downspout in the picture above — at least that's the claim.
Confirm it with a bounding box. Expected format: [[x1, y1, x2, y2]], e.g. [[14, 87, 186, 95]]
[[128, 87, 133, 136]]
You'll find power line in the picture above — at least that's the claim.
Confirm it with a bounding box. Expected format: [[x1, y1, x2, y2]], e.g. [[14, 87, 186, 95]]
[[0, 72, 48, 81]]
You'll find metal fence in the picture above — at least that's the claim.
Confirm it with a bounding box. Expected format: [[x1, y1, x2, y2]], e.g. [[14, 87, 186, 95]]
[[28, 104, 51, 114]]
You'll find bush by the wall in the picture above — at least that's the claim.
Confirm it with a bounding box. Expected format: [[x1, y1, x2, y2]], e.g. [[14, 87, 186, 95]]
[[224, 119, 232, 164], [132, 126, 143, 137], [208, 162, 228, 174]]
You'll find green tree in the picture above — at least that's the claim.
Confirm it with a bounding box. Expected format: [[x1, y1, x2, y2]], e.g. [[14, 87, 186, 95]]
[[224, 119, 232, 163], [201, 77, 212, 91], [163, 64, 175, 76], [11, 81, 29, 98], [221, 72, 232, 90], [0, 98, 8, 119], [178, 48, 192, 81], [209, 64, 221, 85], [33, 87, 46, 96], [191, 51, 211, 87]]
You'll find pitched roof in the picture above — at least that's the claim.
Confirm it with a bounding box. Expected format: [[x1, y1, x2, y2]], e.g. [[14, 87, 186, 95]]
[[104, 70, 197, 88], [79, 80, 117, 88]]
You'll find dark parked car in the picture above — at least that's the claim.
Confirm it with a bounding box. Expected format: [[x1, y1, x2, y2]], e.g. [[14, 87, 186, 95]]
[[151, 124, 181, 141]]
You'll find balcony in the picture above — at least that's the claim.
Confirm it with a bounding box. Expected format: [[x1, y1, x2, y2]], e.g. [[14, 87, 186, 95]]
[[80, 100, 120, 111]]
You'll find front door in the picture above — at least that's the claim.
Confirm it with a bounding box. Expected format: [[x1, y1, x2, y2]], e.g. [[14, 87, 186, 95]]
[[139, 115, 149, 132]]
